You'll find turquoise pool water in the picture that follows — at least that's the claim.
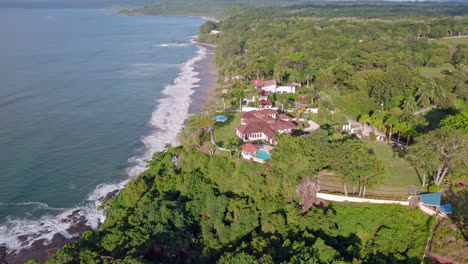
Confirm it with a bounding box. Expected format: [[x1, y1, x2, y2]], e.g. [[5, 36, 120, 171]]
[[256, 150, 271, 160], [215, 115, 228, 122]]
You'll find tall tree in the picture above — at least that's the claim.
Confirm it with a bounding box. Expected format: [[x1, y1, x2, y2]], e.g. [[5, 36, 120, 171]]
[[331, 139, 385, 196], [384, 115, 399, 142], [408, 127, 468, 185]]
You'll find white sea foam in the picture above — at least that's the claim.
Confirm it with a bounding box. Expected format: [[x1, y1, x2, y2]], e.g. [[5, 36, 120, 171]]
[[0, 180, 127, 253], [0, 45, 207, 254], [127, 45, 207, 177], [0, 202, 68, 211], [155, 42, 191, 47]]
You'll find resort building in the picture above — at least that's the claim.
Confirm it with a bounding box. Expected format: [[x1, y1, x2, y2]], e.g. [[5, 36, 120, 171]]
[[235, 109, 296, 144], [257, 89, 270, 100], [253, 80, 297, 94]]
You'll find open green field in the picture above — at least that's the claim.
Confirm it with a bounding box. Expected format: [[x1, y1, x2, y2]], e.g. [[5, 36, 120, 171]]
[[432, 37, 468, 51], [419, 64, 454, 78], [320, 141, 423, 198], [213, 112, 242, 147], [365, 141, 421, 187]]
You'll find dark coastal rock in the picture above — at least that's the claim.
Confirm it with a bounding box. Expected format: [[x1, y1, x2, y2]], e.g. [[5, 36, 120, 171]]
[[5, 234, 78, 264], [0, 246, 8, 264], [66, 219, 92, 237], [98, 189, 119, 204], [4, 188, 121, 263]]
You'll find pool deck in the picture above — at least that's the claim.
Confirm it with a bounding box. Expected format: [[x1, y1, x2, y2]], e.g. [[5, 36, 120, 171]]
[[242, 144, 273, 163]]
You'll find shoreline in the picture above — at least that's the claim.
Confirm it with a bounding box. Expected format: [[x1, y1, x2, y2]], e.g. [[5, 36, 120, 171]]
[[189, 43, 218, 114], [2, 39, 219, 264]]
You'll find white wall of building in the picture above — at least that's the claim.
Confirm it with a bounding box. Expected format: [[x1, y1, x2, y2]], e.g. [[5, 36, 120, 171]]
[[277, 86, 296, 93]]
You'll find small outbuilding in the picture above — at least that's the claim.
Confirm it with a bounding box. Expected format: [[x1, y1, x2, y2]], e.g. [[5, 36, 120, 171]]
[[241, 143, 260, 159], [418, 192, 453, 217]]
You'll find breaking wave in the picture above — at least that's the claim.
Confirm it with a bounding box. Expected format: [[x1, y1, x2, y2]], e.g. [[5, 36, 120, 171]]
[[126, 45, 206, 176], [0, 180, 127, 253], [156, 42, 191, 47], [0, 45, 207, 254]]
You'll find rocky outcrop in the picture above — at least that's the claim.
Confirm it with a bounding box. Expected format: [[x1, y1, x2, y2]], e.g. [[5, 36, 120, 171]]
[[3, 189, 120, 264], [296, 176, 326, 214]]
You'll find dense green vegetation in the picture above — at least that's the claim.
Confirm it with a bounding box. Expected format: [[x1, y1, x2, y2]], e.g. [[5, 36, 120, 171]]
[[31, 131, 434, 263], [200, 1, 467, 138], [197, 1, 468, 188], [117, 0, 281, 19], [33, 1, 468, 263]]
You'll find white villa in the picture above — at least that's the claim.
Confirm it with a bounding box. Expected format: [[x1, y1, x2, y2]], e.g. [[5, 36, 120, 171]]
[[253, 80, 297, 94]]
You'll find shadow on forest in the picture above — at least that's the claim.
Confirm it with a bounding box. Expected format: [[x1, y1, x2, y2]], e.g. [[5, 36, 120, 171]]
[[423, 108, 458, 131], [444, 189, 468, 239]]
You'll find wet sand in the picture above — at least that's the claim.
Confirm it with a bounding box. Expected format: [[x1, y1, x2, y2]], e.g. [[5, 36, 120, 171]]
[[189, 45, 218, 114]]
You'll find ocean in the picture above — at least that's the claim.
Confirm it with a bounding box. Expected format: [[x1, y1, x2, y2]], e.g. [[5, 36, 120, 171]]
[[0, 8, 209, 252]]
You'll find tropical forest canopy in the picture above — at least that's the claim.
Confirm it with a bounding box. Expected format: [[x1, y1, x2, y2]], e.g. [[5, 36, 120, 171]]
[[32, 134, 434, 263], [196, 1, 468, 185]]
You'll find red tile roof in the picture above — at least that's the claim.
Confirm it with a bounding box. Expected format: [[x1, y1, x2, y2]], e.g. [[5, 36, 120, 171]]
[[263, 80, 276, 87], [430, 254, 453, 264], [237, 110, 296, 140], [278, 114, 291, 120], [240, 109, 277, 119], [253, 80, 264, 87], [257, 89, 270, 96], [260, 100, 273, 106], [242, 143, 260, 153]]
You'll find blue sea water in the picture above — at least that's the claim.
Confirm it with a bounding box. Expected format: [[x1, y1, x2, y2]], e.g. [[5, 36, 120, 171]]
[[0, 8, 207, 250]]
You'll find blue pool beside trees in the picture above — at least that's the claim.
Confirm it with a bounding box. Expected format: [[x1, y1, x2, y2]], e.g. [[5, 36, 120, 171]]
[[256, 150, 271, 160], [215, 115, 228, 122]]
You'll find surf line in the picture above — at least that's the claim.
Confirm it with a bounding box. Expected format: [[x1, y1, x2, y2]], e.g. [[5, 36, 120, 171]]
[[0, 44, 208, 254]]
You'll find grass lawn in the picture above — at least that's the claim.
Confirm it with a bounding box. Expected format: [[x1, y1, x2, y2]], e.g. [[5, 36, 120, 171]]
[[419, 64, 454, 78], [213, 112, 242, 147], [432, 37, 468, 52], [365, 141, 421, 187], [320, 141, 423, 198]]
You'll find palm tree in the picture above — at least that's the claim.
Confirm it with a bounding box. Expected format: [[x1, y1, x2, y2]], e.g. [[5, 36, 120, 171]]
[[274, 64, 287, 83], [403, 96, 418, 114], [432, 83, 447, 106], [370, 117, 384, 134], [403, 126, 417, 146], [416, 79, 446, 107], [207, 143, 216, 155], [289, 69, 303, 85], [384, 115, 399, 142], [358, 114, 371, 130], [394, 122, 410, 143], [226, 137, 239, 158], [416, 83, 433, 107]]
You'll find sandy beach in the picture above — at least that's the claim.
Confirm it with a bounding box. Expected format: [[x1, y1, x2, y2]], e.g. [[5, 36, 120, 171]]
[[189, 44, 218, 114]]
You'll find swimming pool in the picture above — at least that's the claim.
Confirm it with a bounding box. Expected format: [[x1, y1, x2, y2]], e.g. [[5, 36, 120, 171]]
[[256, 150, 271, 160], [215, 115, 228, 122]]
